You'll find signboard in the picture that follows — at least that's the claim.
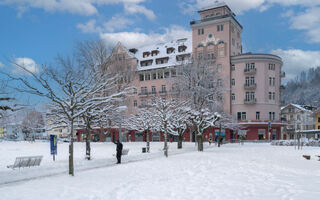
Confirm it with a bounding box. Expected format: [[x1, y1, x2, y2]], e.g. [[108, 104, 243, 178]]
[[268, 121, 271, 129], [50, 135, 57, 155]]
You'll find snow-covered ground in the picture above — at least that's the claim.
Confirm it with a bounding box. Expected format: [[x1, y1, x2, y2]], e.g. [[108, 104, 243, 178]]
[[0, 141, 320, 200]]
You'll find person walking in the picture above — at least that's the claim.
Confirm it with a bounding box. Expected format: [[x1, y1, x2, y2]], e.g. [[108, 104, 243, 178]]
[[114, 139, 123, 164]]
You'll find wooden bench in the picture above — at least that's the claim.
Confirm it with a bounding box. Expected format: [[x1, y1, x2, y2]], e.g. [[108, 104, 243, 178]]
[[7, 156, 43, 169]]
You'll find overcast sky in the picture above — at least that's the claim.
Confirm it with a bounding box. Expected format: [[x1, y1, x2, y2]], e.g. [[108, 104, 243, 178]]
[[0, 0, 320, 82]]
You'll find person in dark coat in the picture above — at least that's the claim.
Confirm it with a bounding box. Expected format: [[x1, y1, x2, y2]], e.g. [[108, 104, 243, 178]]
[[114, 140, 123, 164]]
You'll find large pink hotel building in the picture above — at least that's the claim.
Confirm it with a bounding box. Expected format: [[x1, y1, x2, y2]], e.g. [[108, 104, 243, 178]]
[[109, 2, 285, 141]]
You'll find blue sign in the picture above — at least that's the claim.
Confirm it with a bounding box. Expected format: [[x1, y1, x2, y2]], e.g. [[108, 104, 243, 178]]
[[214, 131, 225, 136], [268, 121, 271, 129], [50, 135, 57, 155]]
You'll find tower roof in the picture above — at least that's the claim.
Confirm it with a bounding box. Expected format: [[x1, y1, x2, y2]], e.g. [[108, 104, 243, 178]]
[[198, 1, 230, 13]]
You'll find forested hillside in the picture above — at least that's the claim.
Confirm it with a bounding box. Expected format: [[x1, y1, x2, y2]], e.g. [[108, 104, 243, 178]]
[[282, 66, 320, 107]]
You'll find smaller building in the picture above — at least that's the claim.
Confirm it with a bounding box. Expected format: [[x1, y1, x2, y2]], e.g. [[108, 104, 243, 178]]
[[280, 104, 316, 139], [315, 109, 320, 130]]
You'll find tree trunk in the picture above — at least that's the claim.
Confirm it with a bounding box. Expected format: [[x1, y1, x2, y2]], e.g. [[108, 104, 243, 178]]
[[146, 129, 150, 153], [164, 123, 168, 157], [177, 134, 183, 149], [99, 122, 104, 142], [85, 124, 91, 160], [218, 123, 222, 148], [197, 134, 203, 151], [69, 120, 74, 176]]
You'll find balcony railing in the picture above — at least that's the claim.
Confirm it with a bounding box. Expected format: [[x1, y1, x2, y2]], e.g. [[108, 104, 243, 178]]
[[159, 90, 167, 95], [138, 92, 148, 97], [280, 85, 285, 90], [244, 68, 257, 75], [281, 71, 286, 78], [244, 83, 256, 90], [149, 91, 157, 96], [244, 98, 257, 104]]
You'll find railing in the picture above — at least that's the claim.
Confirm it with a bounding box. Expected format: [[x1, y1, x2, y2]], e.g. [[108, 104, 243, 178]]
[[244, 68, 257, 74], [159, 90, 167, 95], [244, 98, 257, 104], [190, 14, 233, 25], [244, 83, 256, 90], [280, 85, 285, 90], [138, 92, 148, 97], [281, 71, 286, 78]]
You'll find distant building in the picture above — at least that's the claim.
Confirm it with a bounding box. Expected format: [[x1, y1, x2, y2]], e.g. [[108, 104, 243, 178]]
[[280, 104, 316, 139], [314, 109, 320, 130], [6, 124, 25, 140]]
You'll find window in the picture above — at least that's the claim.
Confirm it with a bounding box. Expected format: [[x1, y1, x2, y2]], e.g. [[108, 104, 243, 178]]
[[145, 74, 151, 81], [272, 78, 275, 86], [297, 114, 301, 120], [152, 86, 156, 94], [164, 71, 170, 78], [152, 73, 157, 80], [250, 63, 255, 69], [232, 38, 235, 46], [250, 77, 255, 85], [139, 74, 144, 81], [241, 112, 247, 120], [237, 31, 240, 38], [208, 33, 212, 38], [217, 24, 223, 32], [269, 77, 272, 86], [218, 79, 222, 86], [269, 112, 275, 121], [256, 112, 260, 120], [290, 115, 293, 120], [232, 93, 235, 100], [158, 72, 163, 79], [250, 92, 255, 100], [245, 63, 250, 71], [133, 88, 137, 94], [198, 52, 203, 59], [269, 63, 275, 70], [171, 69, 176, 77], [141, 87, 147, 94], [231, 25, 234, 33], [237, 112, 241, 120], [161, 85, 166, 92], [217, 64, 222, 72], [269, 92, 272, 100], [231, 79, 235, 86], [245, 92, 250, 101], [231, 64, 235, 71], [318, 117, 320, 123], [198, 28, 204, 35], [134, 100, 137, 107], [245, 77, 250, 86], [272, 92, 275, 100]]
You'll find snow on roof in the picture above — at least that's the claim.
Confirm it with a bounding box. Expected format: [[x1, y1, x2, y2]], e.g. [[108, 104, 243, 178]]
[[133, 38, 192, 71], [281, 103, 314, 113], [198, 1, 228, 12]]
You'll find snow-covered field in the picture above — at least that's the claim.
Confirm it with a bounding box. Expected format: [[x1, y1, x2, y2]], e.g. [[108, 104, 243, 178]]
[[0, 141, 320, 200]]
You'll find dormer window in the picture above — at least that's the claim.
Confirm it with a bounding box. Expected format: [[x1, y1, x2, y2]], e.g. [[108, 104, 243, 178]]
[[167, 47, 175, 54], [143, 52, 150, 58], [140, 59, 153, 67], [207, 41, 214, 46], [156, 57, 169, 65], [178, 45, 187, 52], [151, 50, 159, 56], [129, 48, 138, 54]]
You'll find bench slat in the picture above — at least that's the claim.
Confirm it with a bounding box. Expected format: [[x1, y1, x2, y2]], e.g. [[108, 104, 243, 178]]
[[7, 156, 43, 169]]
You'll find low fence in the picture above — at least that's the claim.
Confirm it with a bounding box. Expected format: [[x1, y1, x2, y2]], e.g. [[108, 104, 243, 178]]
[[271, 140, 320, 147]]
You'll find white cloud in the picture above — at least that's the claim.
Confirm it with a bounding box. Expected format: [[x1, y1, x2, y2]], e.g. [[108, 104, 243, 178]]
[[124, 3, 156, 20], [77, 20, 102, 33], [271, 49, 320, 80], [0, 61, 5, 68], [287, 7, 320, 43], [103, 15, 134, 32], [12, 57, 40, 75], [77, 16, 134, 33], [0, 0, 152, 16], [100, 25, 191, 48], [181, 0, 320, 15]]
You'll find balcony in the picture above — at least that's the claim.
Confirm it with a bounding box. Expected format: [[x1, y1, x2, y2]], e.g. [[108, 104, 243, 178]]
[[159, 90, 167, 95], [169, 90, 180, 95], [244, 68, 256, 75], [244, 83, 256, 90], [281, 71, 285, 78], [149, 92, 157, 96], [244, 98, 257, 104], [280, 85, 285, 91], [138, 92, 148, 97]]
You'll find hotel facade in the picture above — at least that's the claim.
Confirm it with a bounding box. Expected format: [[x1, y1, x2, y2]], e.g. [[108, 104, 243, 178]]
[[82, 2, 285, 142]]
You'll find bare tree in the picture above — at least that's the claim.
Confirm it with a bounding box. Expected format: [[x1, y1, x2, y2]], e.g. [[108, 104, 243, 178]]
[[4, 48, 131, 176], [175, 59, 224, 151], [21, 109, 45, 140], [125, 108, 158, 153]]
